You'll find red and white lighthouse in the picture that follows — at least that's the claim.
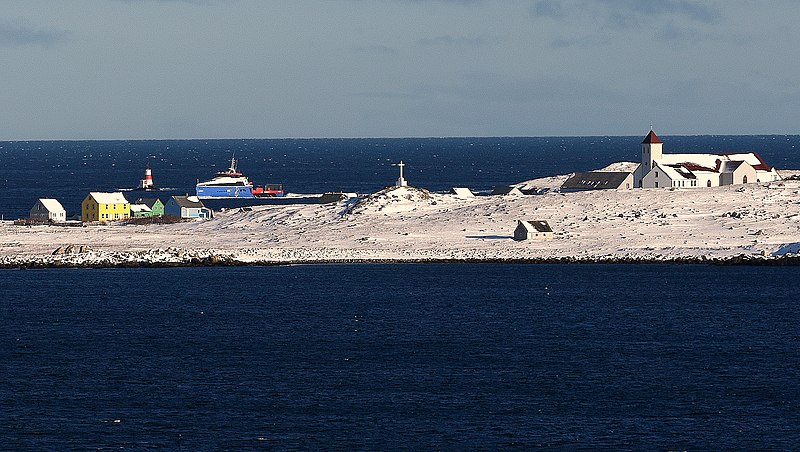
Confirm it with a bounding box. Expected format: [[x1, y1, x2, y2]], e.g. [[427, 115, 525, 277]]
[[139, 163, 155, 189]]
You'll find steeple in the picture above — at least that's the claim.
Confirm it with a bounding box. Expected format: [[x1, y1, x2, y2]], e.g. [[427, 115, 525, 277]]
[[641, 128, 663, 171], [642, 128, 663, 144]]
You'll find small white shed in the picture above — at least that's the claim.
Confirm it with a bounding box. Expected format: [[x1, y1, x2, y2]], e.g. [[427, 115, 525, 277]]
[[449, 187, 475, 198], [491, 186, 523, 196], [513, 220, 553, 241], [30, 199, 66, 223]]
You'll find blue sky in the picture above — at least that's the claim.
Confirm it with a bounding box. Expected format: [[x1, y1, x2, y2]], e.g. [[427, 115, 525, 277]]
[[1, 0, 798, 139]]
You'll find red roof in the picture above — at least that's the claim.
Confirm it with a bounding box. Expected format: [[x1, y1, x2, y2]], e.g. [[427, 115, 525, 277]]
[[721, 152, 772, 171], [682, 162, 717, 172], [642, 130, 663, 144]]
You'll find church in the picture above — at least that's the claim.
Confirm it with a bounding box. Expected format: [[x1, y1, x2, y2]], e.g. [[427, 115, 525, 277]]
[[632, 130, 781, 189]]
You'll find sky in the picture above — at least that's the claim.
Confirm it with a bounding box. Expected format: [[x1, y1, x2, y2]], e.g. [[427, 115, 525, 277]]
[[1, 0, 799, 139]]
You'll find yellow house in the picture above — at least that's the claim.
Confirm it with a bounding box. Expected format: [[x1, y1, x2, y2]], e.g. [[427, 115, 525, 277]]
[[82, 192, 131, 223]]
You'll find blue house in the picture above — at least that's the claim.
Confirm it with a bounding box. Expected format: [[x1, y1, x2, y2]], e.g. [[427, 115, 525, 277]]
[[165, 195, 213, 220]]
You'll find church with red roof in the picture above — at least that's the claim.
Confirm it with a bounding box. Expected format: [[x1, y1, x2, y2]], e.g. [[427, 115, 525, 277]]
[[632, 129, 781, 189]]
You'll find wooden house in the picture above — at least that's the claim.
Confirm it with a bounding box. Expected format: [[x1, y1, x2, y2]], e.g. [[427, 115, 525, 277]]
[[513, 220, 554, 241], [165, 195, 212, 219], [449, 187, 475, 198], [134, 198, 165, 217], [129, 204, 153, 217], [81, 192, 130, 223], [30, 198, 66, 223], [491, 186, 523, 196]]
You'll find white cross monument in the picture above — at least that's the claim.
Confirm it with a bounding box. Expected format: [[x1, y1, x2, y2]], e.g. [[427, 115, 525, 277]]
[[395, 160, 408, 187]]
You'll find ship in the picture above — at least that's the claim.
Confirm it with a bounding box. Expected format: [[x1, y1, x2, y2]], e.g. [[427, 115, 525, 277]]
[[196, 155, 284, 200], [194, 155, 288, 210]]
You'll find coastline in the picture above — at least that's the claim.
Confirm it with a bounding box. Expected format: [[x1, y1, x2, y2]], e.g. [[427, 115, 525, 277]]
[[4, 253, 800, 269], [4, 171, 800, 269]]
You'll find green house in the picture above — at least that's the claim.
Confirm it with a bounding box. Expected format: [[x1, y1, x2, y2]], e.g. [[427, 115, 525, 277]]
[[134, 197, 165, 217]]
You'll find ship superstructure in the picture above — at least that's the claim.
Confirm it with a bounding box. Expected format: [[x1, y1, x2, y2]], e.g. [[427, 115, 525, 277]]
[[195, 155, 284, 199]]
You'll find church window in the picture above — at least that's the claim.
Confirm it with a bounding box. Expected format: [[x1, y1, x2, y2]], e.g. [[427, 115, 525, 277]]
[[707, 180, 712, 187]]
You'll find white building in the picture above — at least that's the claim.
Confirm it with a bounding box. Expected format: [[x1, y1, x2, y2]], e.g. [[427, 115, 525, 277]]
[[30, 198, 66, 223], [450, 187, 475, 198], [633, 130, 780, 188], [513, 220, 554, 241], [491, 186, 523, 196]]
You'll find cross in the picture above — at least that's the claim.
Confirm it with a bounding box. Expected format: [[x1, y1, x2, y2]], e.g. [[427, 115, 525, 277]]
[[394, 161, 408, 187]]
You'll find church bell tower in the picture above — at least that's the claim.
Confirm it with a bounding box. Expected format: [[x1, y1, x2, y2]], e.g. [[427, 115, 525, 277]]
[[641, 128, 663, 171]]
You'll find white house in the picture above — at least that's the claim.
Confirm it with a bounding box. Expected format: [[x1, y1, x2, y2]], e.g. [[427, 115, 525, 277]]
[[491, 186, 523, 196], [30, 198, 66, 223], [633, 129, 780, 188], [450, 187, 475, 198], [513, 220, 553, 241]]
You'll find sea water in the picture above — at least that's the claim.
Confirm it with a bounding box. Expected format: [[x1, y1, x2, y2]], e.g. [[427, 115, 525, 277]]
[[1, 135, 798, 219], [1, 265, 798, 449], [1, 136, 800, 449]]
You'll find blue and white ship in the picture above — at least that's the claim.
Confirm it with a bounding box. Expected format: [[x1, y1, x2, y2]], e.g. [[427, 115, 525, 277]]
[[196, 155, 284, 200]]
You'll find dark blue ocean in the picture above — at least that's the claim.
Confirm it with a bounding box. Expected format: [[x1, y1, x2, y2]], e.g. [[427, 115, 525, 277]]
[[2, 136, 800, 449], [2, 265, 799, 450], [1, 135, 798, 219]]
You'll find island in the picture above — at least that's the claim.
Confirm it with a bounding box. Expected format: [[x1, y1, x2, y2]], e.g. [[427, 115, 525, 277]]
[[3, 162, 800, 268]]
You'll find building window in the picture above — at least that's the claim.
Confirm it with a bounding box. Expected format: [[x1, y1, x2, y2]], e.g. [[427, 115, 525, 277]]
[[655, 171, 658, 178], [707, 180, 712, 187], [655, 182, 659, 188], [743, 175, 748, 184]]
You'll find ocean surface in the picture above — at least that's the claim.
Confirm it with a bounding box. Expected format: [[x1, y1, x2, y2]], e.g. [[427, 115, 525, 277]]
[[1, 135, 799, 219], [1, 265, 799, 450], [2, 136, 800, 449]]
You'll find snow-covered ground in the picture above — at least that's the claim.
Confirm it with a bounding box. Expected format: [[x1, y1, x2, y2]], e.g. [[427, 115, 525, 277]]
[[3, 168, 800, 267]]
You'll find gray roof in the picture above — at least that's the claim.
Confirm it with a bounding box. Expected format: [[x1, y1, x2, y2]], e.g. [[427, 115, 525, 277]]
[[720, 160, 745, 173], [519, 220, 553, 233], [170, 195, 205, 208], [135, 197, 163, 209], [561, 172, 631, 190]]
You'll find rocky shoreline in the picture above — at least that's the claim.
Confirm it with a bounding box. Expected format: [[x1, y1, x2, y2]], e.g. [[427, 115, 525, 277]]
[[3, 248, 800, 269]]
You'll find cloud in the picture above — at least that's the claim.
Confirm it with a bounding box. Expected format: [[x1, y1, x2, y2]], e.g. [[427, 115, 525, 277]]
[[599, 0, 720, 24], [391, 0, 482, 4], [532, 0, 722, 47], [531, 0, 720, 26], [417, 35, 499, 48], [532, 0, 564, 19], [351, 44, 398, 55], [114, 0, 218, 4], [0, 21, 70, 46]]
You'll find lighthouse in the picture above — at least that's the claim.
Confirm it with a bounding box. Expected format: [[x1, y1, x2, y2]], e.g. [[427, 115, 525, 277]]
[[138, 163, 155, 190]]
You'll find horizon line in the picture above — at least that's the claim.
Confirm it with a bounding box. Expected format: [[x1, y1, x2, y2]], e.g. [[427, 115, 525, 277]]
[[2, 133, 799, 142]]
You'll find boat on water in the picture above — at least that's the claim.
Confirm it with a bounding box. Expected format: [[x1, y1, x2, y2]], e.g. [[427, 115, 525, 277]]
[[196, 155, 284, 200]]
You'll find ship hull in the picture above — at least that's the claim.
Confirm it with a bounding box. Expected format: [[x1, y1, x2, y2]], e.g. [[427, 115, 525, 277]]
[[199, 196, 321, 210], [196, 185, 256, 198]]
